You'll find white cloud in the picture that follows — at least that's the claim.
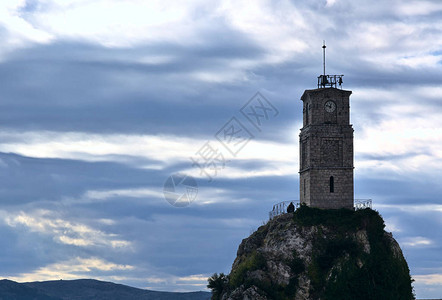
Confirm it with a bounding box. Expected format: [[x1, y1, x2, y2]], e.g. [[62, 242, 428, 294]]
[[0, 0, 311, 68], [218, 0, 309, 63], [185, 162, 296, 183], [384, 217, 402, 233], [144, 273, 210, 292], [84, 188, 163, 201], [375, 203, 442, 213], [413, 273, 442, 285], [32, 0, 199, 47], [0, 130, 198, 166], [0, 0, 213, 49], [354, 86, 442, 178], [176, 274, 209, 288], [3, 209, 132, 249], [325, 0, 337, 7], [179, 186, 249, 206], [401, 236, 433, 247], [0, 0, 440, 85], [340, 2, 442, 71], [0, 130, 297, 179], [395, 1, 442, 17], [7, 256, 134, 282], [0, 1, 53, 57], [398, 54, 442, 69]]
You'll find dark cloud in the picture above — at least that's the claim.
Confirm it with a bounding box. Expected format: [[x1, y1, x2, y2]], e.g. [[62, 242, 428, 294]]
[[0, 40, 277, 137], [0, 152, 164, 204]]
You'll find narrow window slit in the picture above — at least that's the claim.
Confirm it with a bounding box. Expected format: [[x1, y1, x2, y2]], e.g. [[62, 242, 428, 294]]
[[330, 176, 334, 193]]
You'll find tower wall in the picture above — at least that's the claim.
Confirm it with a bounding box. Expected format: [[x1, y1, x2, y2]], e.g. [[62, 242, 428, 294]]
[[300, 169, 353, 209], [299, 87, 354, 209]]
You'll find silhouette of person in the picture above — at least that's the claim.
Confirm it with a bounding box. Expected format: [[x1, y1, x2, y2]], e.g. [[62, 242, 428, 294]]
[[287, 202, 295, 213]]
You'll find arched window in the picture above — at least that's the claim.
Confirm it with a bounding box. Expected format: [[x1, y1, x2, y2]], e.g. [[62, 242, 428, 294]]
[[329, 176, 334, 193]]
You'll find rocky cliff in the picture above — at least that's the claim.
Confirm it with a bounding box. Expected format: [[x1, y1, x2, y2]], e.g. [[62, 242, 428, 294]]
[[208, 206, 414, 300]]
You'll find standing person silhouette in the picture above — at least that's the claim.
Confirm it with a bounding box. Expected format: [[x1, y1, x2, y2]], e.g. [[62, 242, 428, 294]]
[[287, 202, 295, 213]]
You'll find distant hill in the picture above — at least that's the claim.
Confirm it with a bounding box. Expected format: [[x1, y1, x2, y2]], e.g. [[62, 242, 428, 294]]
[[0, 279, 210, 300]]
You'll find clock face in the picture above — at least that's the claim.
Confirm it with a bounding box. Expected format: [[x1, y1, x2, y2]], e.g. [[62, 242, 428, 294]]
[[324, 100, 336, 113]]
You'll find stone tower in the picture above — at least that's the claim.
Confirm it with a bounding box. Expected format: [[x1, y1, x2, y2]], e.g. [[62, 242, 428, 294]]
[[299, 75, 354, 209]]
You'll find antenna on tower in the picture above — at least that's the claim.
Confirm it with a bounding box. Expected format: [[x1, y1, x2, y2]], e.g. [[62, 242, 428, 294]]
[[317, 41, 344, 89], [322, 40, 326, 77]]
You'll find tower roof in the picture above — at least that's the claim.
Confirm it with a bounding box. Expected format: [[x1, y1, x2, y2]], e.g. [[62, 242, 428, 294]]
[[301, 87, 352, 102]]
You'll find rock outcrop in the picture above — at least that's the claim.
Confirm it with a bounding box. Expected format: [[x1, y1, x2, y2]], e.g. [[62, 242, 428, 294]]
[[209, 206, 414, 300]]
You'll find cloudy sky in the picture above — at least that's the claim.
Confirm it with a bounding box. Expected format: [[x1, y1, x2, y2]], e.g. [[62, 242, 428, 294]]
[[0, 0, 441, 298]]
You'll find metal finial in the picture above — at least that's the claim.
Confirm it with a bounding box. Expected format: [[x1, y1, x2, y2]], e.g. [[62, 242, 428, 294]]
[[322, 40, 326, 77]]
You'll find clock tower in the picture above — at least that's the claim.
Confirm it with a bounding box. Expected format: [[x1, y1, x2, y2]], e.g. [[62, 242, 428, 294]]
[[299, 72, 354, 209]]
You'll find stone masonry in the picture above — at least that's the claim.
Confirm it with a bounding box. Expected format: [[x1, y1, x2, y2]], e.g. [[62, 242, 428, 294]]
[[299, 87, 354, 209]]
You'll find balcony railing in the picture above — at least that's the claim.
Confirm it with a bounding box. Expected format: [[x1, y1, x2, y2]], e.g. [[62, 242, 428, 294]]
[[354, 199, 372, 210], [269, 201, 299, 219], [317, 74, 344, 89], [269, 199, 373, 220]]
